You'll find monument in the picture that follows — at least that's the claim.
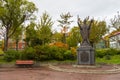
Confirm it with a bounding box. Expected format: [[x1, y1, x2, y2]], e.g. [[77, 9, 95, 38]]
[[77, 16, 95, 65]]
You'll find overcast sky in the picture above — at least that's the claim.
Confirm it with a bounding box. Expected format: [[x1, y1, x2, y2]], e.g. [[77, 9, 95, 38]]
[[30, 0, 120, 31]]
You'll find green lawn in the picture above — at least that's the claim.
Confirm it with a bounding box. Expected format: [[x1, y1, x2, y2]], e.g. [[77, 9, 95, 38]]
[[0, 56, 5, 63], [0, 56, 16, 64], [41, 55, 120, 65], [96, 55, 120, 64], [0, 49, 4, 55]]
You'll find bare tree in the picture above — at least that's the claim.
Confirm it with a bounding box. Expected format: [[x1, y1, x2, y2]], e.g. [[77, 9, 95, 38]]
[[110, 11, 120, 31], [58, 12, 73, 43]]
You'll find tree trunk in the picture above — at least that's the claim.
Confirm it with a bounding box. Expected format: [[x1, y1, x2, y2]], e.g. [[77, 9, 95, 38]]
[[63, 33, 66, 44], [4, 36, 6, 51], [4, 28, 9, 51], [4, 36, 8, 51]]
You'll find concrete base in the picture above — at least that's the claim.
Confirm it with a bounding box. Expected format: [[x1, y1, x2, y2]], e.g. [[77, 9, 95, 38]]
[[77, 46, 95, 65]]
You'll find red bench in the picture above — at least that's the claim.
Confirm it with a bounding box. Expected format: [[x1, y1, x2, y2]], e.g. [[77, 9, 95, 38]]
[[16, 60, 34, 67]]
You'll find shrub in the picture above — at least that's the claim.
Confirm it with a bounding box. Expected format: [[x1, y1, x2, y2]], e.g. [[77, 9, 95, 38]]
[[0, 49, 4, 55], [63, 50, 76, 60], [49, 46, 68, 61], [34, 45, 65, 61], [49, 42, 69, 49], [70, 47, 77, 57], [33, 44, 77, 61], [34, 45, 69, 61], [34, 45, 50, 61], [117, 49, 120, 55], [21, 47, 36, 60], [96, 48, 120, 58], [96, 49, 106, 58], [104, 54, 111, 60], [4, 50, 20, 62], [48, 45, 76, 61]]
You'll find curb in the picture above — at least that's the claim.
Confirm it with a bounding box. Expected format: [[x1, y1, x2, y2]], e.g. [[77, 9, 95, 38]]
[[48, 64, 120, 74]]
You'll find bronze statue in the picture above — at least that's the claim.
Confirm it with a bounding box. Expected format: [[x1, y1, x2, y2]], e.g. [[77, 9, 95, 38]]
[[77, 16, 93, 46]]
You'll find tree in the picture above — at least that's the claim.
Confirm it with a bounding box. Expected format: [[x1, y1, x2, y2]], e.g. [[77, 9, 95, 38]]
[[58, 12, 73, 43], [25, 22, 41, 47], [0, 26, 6, 50], [37, 12, 53, 45], [110, 11, 120, 31], [90, 20, 108, 47], [0, 0, 37, 51], [11, 25, 23, 50], [66, 26, 81, 47], [109, 12, 120, 47], [51, 31, 63, 42]]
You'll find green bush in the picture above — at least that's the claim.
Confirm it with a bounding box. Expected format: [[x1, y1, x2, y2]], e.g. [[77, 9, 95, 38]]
[[0, 49, 4, 55], [117, 50, 120, 55], [21, 47, 36, 60], [3, 44, 75, 61], [104, 54, 111, 60], [4, 50, 20, 62], [96, 49, 106, 58], [34, 45, 50, 61], [96, 48, 120, 58], [34, 45, 70, 61], [96, 55, 120, 64], [50, 46, 65, 61], [63, 50, 75, 60]]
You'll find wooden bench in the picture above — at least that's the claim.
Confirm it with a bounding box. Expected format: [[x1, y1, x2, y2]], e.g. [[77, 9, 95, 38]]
[[16, 60, 34, 67]]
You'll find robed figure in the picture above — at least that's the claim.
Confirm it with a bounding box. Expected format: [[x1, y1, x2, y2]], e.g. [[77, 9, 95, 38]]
[[77, 16, 93, 46]]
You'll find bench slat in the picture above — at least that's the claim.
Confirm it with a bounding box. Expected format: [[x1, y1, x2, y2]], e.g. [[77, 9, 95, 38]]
[[16, 60, 34, 65]]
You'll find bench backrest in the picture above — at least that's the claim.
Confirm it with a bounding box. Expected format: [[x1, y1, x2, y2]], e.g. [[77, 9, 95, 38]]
[[16, 60, 34, 64]]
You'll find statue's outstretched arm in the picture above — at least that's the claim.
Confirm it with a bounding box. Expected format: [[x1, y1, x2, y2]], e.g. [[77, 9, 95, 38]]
[[88, 19, 94, 30], [77, 16, 82, 30]]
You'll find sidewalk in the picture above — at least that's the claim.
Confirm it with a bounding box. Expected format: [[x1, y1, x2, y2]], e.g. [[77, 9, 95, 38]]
[[0, 66, 120, 80]]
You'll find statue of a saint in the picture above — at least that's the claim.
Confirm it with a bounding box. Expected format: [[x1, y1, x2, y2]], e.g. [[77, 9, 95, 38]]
[[77, 16, 93, 46]]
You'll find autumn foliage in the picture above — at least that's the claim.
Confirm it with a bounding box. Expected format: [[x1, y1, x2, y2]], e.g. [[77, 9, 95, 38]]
[[104, 30, 120, 40], [70, 47, 76, 55], [49, 42, 68, 49]]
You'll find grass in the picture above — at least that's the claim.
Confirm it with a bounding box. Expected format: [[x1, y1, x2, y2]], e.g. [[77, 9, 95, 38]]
[[0, 49, 4, 55], [40, 60, 76, 64], [0, 56, 16, 64], [96, 55, 120, 64], [40, 55, 120, 65], [0, 56, 4, 62], [39, 55, 120, 65]]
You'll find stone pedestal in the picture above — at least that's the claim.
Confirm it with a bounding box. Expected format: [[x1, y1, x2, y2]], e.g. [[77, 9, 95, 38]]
[[77, 46, 95, 65]]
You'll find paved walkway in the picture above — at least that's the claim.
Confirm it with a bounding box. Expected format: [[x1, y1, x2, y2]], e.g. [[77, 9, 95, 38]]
[[1, 64, 120, 80], [0, 67, 120, 80]]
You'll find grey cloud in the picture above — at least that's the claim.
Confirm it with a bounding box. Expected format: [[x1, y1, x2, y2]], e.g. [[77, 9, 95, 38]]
[[30, 0, 120, 30]]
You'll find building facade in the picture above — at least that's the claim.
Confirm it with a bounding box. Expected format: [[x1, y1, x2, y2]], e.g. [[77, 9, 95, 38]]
[[8, 31, 26, 50], [109, 32, 120, 49]]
